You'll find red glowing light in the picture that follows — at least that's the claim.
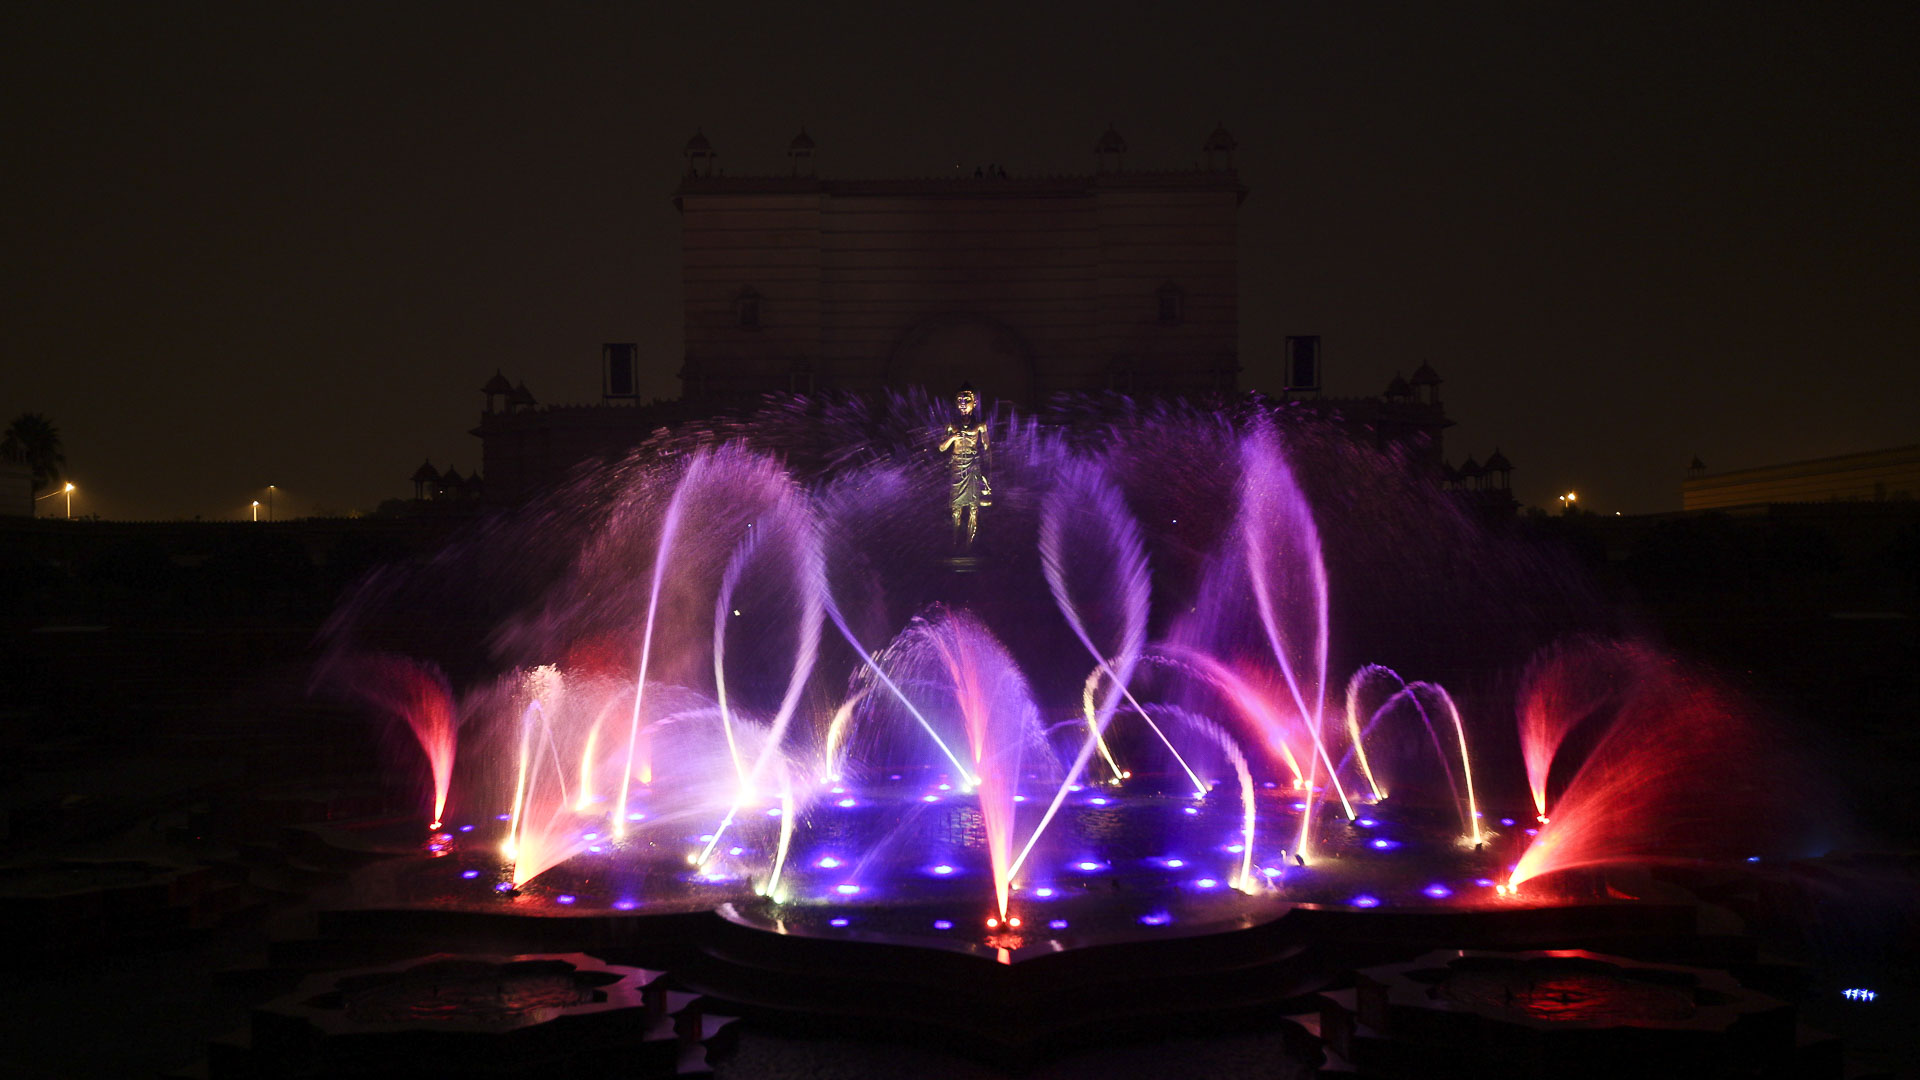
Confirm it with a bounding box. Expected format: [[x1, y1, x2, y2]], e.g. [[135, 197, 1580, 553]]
[[1007, 916, 1022, 928], [986, 916, 1000, 929]]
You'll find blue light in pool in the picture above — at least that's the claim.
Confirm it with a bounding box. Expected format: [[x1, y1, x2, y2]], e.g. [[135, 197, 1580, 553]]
[[1370, 838, 1400, 850], [1139, 911, 1173, 926], [1524, 828, 1539, 836], [1291, 802, 1308, 812], [1354, 817, 1377, 827], [629, 812, 645, 821], [931, 865, 955, 876], [1262, 781, 1276, 789], [494, 881, 513, 892], [1089, 797, 1109, 806], [699, 833, 714, 842], [837, 798, 856, 808], [1474, 878, 1497, 887], [1183, 807, 1199, 815], [458, 824, 474, 833], [933, 920, 953, 930], [1195, 878, 1219, 889], [1076, 861, 1103, 872], [588, 846, 603, 853], [829, 917, 849, 927], [835, 883, 861, 895], [1422, 884, 1453, 899], [1351, 894, 1381, 908], [1746, 856, 1761, 863], [922, 795, 940, 802], [584, 832, 599, 840], [1261, 866, 1281, 878], [1500, 817, 1516, 827], [1225, 843, 1244, 853], [1033, 887, 1055, 898], [1012, 795, 1027, 802], [765, 808, 781, 817], [1049, 919, 1068, 930], [556, 894, 576, 905], [1164, 858, 1185, 868], [496, 813, 512, 821], [461, 869, 480, 879], [729, 846, 744, 856], [817, 856, 841, 868], [614, 899, 638, 911], [937, 783, 951, 791]]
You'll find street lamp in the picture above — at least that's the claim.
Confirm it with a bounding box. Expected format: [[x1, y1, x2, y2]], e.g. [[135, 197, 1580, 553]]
[[252, 500, 261, 522], [267, 484, 276, 522], [1558, 491, 1577, 514]]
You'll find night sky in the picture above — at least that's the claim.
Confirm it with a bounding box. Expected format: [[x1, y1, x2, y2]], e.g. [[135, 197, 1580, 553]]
[[5, 2, 1915, 521]]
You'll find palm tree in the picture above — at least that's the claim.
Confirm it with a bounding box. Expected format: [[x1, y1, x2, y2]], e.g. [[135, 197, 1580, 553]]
[[1, 412, 66, 497]]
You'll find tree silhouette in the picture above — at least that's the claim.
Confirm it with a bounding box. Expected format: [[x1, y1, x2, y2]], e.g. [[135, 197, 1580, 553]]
[[1, 412, 67, 497]]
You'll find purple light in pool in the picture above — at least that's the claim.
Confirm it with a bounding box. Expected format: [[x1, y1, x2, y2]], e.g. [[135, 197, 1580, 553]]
[[1261, 866, 1281, 878], [1225, 843, 1244, 853], [584, 832, 599, 840], [1076, 861, 1103, 872], [1354, 817, 1377, 827], [1164, 858, 1186, 868], [629, 812, 645, 821], [1088, 797, 1109, 806], [729, 846, 744, 856], [889, 774, 901, 780], [556, 894, 576, 905], [765, 808, 781, 817], [1351, 894, 1381, 908], [1370, 838, 1400, 850], [1013, 795, 1027, 802], [1291, 802, 1308, 812], [1474, 878, 1497, 887], [1422, 884, 1453, 899], [1524, 828, 1539, 836], [1195, 878, 1219, 889], [931, 865, 955, 876], [614, 899, 638, 911], [494, 881, 513, 892], [837, 798, 856, 808], [922, 795, 940, 802], [816, 856, 841, 869], [830, 786, 845, 794], [496, 813, 512, 821], [829, 918, 850, 927], [933, 919, 953, 930], [458, 824, 474, 832], [1139, 911, 1173, 926], [698, 834, 714, 842], [835, 883, 861, 895], [1500, 818, 1516, 827], [1262, 781, 1277, 789], [588, 846, 603, 853], [937, 783, 951, 791], [461, 869, 480, 879], [1033, 887, 1055, 898], [1183, 807, 1199, 815], [1049, 919, 1068, 930]]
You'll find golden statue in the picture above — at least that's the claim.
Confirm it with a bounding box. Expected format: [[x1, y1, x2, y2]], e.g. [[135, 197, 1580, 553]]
[[938, 384, 991, 548]]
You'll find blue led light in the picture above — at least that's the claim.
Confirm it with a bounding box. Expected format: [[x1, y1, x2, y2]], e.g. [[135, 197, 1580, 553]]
[[1076, 861, 1103, 872], [835, 883, 860, 895], [1195, 878, 1219, 889], [816, 856, 841, 868], [461, 869, 481, 879], [1422, 884, 1453, 899], [829, 917, 850, 927], [1370, 838, 1400, 850], [729, 846, 744, 856], [837, 798, 856, 808], [458, 824, 475, 832], [556, 894, 576, 905], [1139, 911, 1172, 926], [1842, 988, 1877, 1002], [1500, 817, 1516, 827], [614, 899, 638, 911], [931, 865, 955, 876], [1183, 807, 1199, 815], [1033, 887, 1055, 898], [496, 813, 512, 821], [933, 919, 953, 930], [1351, 894, 1381, 908], [1164, 858, 1185, 868], [1049, 919, 1068, 930]]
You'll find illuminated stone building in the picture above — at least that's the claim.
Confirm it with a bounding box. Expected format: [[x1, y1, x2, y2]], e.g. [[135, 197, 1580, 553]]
[[673, 125, 1245, 405], [470, 128, 1455, 503]]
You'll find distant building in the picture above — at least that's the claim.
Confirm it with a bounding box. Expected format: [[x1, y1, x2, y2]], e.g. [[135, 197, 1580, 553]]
[[471, 127, 1454, 503], [673, 125, 1244, 405], [1682, 445, 1920, 512]]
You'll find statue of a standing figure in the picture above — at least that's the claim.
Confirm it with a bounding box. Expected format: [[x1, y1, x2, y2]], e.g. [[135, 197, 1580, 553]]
[[938, 383, 991, 548]]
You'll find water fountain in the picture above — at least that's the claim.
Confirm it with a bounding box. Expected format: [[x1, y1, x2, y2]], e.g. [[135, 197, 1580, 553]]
[[307, 393, 1833, 1067]]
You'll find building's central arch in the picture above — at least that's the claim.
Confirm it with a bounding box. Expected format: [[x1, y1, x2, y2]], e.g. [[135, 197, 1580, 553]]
[[886, 313, 1036, 407]]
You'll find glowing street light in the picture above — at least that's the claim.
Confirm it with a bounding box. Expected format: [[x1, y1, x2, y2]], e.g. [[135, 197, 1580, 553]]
[[1558, 491, 1577, 514], [251, 500, 261, 522], [267, 484, 276, 522], [64, 481, 74, 519]]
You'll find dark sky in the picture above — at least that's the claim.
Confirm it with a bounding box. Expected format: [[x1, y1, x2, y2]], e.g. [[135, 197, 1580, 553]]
[[4, 2, 1915, 520]]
